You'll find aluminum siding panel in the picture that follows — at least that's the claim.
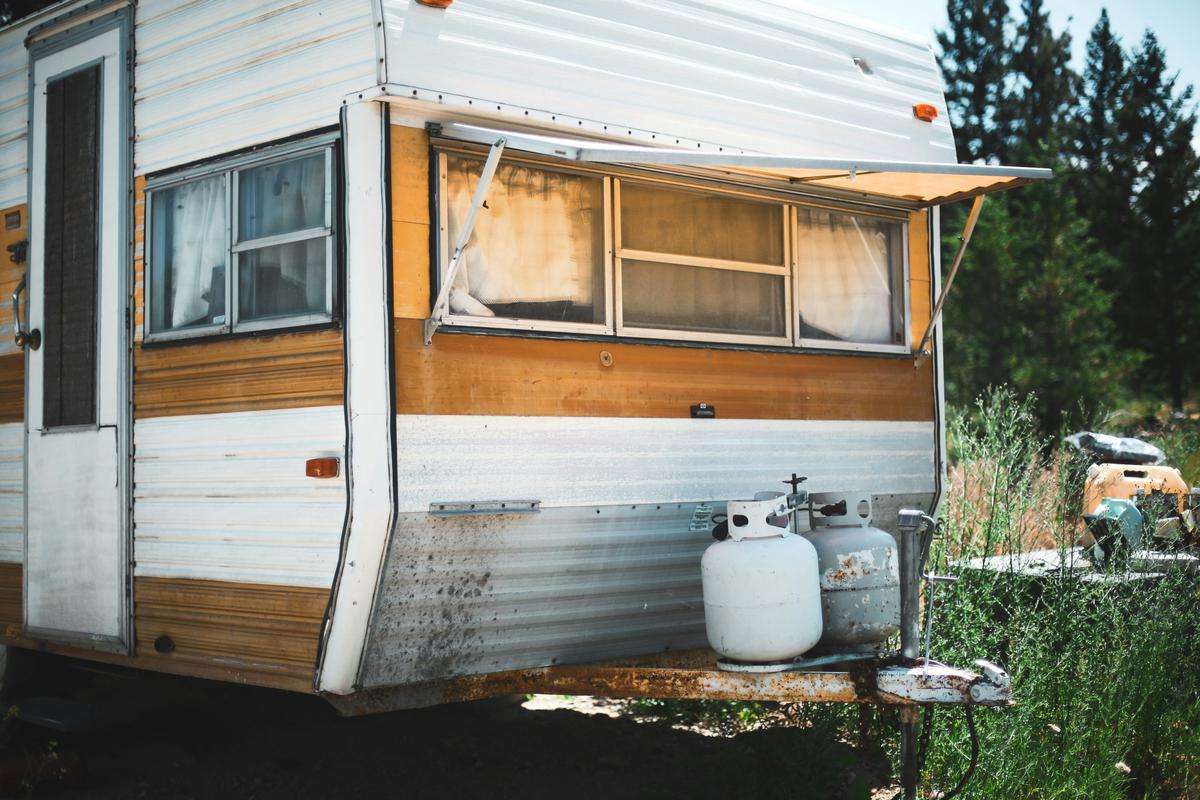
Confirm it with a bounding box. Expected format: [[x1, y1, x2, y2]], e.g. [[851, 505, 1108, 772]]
[[360, 415, 934, 687], [362, 503, 713, 687], [395, 416, 936, 512], [0, 15, 36, 209], [380, 0, 956, 162], [133, 407, 347, 587], [0, 422, 22, 563], [133, 0, 377, 174]]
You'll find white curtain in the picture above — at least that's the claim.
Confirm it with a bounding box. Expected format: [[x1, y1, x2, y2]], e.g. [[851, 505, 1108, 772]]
[[165, 176, 226, 328], [794, 208, 899, 344], [446, 158, 597, 313]]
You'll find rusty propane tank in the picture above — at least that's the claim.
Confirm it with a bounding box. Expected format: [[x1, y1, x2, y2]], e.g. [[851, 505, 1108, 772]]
[[802, 493, 901, 653]]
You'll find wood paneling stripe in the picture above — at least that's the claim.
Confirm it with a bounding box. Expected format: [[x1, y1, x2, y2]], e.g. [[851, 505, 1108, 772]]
[[133, 175, 145, 337], [1, 574, 328, 693], [394, 317, 934, 421], [134, 329, 344, 418], [132, 577, 328, 691], [908, 209, 933, 347], [0, 353, 23, 423], [0, 561, 20, 638], [391, 125, 432, 320]]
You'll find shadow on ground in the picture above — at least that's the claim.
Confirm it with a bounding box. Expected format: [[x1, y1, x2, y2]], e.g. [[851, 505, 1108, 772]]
[[0, 659, 892, 799]]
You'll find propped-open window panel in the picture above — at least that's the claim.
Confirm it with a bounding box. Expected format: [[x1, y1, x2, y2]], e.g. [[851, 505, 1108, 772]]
[[436, 151, 613, 336]]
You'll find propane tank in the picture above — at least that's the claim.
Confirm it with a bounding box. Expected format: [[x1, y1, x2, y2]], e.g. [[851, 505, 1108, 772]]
[[701, 494, 822, 662], [803, 493, 900, 653]]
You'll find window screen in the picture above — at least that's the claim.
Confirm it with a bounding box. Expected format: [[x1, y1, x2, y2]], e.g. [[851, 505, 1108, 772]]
[[42, 65, 100, 428], [794, 208, 905, 346], [445, 155, 605, 325]]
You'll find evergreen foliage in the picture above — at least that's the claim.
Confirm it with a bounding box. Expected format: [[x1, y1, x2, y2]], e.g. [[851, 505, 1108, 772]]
[[938, 3, 1199, 427]]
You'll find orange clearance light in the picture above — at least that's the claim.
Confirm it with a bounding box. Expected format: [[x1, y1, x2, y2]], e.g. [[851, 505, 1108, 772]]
[[913, 103, 939, 122], [416, 0, 453, 7], [306, 457, 340, 479]]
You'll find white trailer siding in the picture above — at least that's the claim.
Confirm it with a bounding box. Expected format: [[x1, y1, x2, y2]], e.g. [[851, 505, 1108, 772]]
[[394, 416, 936, 511], [0, 422, 22, 563], [132, 407, 347, 588], [133, 0, 376, 175], [0, 14, 33, 211], [379, 0, 956, 162]]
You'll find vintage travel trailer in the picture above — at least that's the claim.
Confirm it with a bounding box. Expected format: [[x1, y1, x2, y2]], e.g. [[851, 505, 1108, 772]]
[[0, 0, 1047, 748]]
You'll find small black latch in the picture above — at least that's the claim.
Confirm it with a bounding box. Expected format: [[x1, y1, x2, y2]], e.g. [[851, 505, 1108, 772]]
[[690, 403, 716, 419], [6, 239, 27, 265]]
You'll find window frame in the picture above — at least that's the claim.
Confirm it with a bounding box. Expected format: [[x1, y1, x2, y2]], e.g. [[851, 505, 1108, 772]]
[[432, 143, 912, 354], [143, 133, 339, 343]]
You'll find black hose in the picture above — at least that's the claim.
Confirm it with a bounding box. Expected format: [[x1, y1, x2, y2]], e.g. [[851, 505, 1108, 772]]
[[916, 704, 935, 774], [940, 705, 980, 800]]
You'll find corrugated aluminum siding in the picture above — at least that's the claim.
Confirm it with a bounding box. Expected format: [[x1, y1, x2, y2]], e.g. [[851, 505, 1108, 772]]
[[361, 503, 712, 687], [133, 0, 376, 175], [360, 415, 934, 687], [0, 14, 37, 209], [133, 407, 347, 587], [380, 0, 956, 162], [0, 422, 22, 563], [395, 416, 936, 512]]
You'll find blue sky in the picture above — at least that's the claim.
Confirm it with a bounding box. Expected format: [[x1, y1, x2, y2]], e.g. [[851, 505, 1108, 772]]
[[834, 0, 1200, 150]]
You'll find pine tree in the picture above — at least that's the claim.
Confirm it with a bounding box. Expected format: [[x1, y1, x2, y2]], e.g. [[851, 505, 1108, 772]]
[[1076, 10, 1127, 169], [943, 159, 1134, 430], [1119, 31, 1200, 410], [936, 0, 1013, 162], [1072, 10, 1134, 258], [1008, 0, 1078, 153]]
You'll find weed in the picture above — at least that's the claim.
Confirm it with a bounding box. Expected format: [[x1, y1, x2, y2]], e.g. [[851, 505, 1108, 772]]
[[923, 388, 1200, 799]]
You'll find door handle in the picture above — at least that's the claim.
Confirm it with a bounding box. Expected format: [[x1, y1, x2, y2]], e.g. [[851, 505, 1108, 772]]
[[12, 272, 40, 351]]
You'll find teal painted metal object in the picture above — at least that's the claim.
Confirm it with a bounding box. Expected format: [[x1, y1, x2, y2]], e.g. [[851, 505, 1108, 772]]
[[1086, 498, 1144, 564]]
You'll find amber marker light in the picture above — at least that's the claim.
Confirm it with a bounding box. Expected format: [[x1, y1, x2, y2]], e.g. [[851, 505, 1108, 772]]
[[913, 103, 939, 122], [416, 0, 453, 7], [306, 457, 340, 479]]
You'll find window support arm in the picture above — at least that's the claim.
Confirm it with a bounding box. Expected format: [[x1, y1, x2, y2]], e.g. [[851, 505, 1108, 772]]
[[914, 194, 985, 360], [424, 137, 507, 345]]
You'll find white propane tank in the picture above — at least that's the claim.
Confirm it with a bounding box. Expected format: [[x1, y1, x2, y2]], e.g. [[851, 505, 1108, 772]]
[[701, 495, 823, 662]]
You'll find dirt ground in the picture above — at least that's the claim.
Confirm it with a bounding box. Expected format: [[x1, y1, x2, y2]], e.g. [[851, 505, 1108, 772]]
[[0, 658, 898, 799]]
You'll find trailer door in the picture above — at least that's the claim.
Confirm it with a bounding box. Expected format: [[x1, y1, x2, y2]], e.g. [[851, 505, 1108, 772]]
[[21, 23, 130, 651]]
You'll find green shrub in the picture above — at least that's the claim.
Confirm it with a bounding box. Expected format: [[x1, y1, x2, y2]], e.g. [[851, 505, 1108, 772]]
[[923, 388, 1200, 799]]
